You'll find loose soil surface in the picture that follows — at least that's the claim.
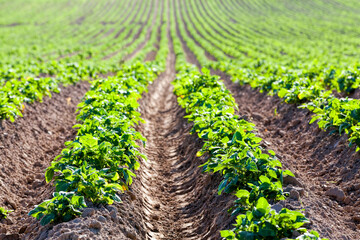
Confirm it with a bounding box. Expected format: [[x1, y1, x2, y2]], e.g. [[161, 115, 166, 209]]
[[0, 81, 91, 239], [135, 39, 235, 239]]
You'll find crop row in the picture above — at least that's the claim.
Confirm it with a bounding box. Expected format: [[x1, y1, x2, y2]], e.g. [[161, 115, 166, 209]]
[[169, 5, 326, 238], [172, 0, 360, 152], [0, 0, 162, 122], [28, 62, 159, 225], [172, 65, 326, 239], [28, 6, 169, 224]]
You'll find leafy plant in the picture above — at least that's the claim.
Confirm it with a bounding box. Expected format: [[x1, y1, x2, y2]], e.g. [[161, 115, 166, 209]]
[[0, 207, 12, 219], [29, 192, 86, 225]]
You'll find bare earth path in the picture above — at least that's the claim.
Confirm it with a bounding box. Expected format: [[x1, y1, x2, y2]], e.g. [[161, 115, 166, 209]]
[[135, 37, 234, 240]]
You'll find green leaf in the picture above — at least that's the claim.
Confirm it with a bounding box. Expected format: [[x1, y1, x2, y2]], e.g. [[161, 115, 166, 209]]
[[235, 189, 250, 199], [220, 230, 235, 238], [40, 213, 56, 226], [45, 168, 54, 183], [283, 169, 295, 177], [256, 197, 269, 211]]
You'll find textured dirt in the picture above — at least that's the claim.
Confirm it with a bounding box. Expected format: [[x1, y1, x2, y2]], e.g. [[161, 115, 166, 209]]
[[215, 70, 360, 240], [135, 37, 235, 240], [0, 81, 91, 239]]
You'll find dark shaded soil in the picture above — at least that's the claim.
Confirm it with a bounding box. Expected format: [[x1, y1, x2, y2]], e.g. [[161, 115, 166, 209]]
[[144, 51, 157, 62], [0, 81, 91, 239], [215, 70, 360, 240]]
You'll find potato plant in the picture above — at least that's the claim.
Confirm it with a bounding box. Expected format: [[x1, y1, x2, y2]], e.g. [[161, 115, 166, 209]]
[[29, 63, 159, 225], [172, 64, 327, 239]]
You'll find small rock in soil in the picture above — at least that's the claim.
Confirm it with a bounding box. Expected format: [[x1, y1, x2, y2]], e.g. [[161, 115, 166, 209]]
[[125, 232, 136, 240], [18, 226, 26, 234], [344, 197, 352, 205], [292, 230, 301, 238], [4, 198, 16, 210], [81, 208, 95, 218], [326, 187, 345, 202], [110, 210, 117, 222], [252, 113, 263, 121], [0, 233, 20, 240], [150, 214, 159, 220], [271, 203, 283, 213], [127, 191, 136, 201], [283, 175, 303, 187], [89, 220, 102, 230], [290, 189, 300, 200], [352, 215, 360, 222], [97, 215, 106, 223]]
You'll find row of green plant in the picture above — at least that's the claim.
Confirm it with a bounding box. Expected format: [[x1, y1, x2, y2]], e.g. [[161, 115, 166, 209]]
[[28, 9, 170, 225], [172, 67, 326, 239], [180, 0, 360, 98], [169, 4, 326, 237], [0, 61, 109, 122], [0, 0, 161, 122], [28, 62, 160, 225], [173, 0, 360, 152]]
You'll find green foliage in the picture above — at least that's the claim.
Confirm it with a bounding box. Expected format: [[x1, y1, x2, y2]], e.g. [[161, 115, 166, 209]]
[[0, 207, 12, 219], [172, 66, 326, 239], [301, 96, 360, 151], [29, 192, 86, 225], [29, 62, 160, 225]]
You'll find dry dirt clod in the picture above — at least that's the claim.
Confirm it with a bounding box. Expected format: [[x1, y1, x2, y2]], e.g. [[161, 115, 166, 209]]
[[125, 232, 137, 240], [81, 208, 95, 218], [97, 215, 106, 223], [4, 198, 17, 210], [18, 226, 26, 234], [290, 189, 300, 200], [352, 215, 360, 222], [127, 191, 136, 201], [271, 203, 283, 213], [283, 175, 304, 187], [0, 233, 20, 240], [326, 187, 346, 202], [89, 220, 102, 230], [110, 210, 117, 222]]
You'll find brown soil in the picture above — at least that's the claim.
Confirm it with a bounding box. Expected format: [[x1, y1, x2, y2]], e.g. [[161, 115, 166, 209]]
[[144, 51, 157, 62], [134, 35, 235, 240], [0, 81, 91, 239], [214, 70, 360, 240]]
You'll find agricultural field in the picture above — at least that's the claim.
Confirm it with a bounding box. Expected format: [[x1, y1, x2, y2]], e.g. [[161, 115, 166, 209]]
[[0, 0, 360, 239]]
